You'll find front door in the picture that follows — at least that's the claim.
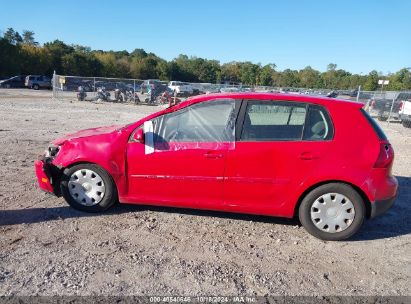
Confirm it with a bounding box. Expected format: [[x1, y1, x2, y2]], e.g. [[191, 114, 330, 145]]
[[126, 98, 238, 209]]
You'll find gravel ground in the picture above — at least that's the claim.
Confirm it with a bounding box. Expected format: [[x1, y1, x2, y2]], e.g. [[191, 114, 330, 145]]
[[0, 89, 410, 296]]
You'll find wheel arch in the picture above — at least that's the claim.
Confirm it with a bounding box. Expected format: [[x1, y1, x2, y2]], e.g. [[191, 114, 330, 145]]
[[59, 161, 120, 198], [293, 180, 372, 219]]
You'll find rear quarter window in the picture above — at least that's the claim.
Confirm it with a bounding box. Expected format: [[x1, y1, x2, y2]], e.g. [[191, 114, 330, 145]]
[[361, 109, 388, 140]]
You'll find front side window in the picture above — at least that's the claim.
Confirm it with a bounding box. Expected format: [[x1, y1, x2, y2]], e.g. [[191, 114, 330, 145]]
[[241, 101, 307, 141], [152, 99, 237, 145]]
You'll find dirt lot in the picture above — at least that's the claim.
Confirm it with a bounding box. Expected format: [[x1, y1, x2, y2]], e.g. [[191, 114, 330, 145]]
[[0, 89, 410, 296]]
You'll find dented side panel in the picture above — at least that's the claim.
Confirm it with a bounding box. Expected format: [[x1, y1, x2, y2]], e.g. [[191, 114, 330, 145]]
[[51, 129, 132, 197]]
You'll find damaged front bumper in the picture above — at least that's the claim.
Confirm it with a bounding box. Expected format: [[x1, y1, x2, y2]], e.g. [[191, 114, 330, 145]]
[[34, 157, 62, 196]]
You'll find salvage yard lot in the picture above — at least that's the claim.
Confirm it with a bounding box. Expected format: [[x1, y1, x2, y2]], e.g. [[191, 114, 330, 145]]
[[0, 89, 410, 296]]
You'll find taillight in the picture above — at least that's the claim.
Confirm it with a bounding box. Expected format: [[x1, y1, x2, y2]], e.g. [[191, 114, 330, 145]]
[[374, 143, 394, 168], [399, 101, 404, 112]]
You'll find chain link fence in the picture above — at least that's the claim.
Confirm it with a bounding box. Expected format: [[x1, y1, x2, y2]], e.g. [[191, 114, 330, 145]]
[[52, 75, 144, 103], [52, 73, 411, 125]]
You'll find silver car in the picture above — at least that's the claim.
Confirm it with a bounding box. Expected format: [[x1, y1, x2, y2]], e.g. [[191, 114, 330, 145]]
[[25, 75, 51, 90]]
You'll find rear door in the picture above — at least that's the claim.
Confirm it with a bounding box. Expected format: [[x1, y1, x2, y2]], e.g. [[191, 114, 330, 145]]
[[223, 100, 334, 217], [126, 98, 239, 209]]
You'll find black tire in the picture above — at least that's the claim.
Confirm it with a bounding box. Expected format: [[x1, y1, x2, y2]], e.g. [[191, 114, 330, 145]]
[[402, 120, 411, 128], [60, 163, 118, 213], [298, 183, 365, 241], [33, 84, 40, 90]]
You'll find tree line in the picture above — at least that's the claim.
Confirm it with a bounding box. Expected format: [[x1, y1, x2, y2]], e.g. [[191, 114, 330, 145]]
[[1, 28, 410, 91]]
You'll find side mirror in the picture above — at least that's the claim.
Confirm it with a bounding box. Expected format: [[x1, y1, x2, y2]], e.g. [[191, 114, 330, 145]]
[[133, 128, 144, 143]]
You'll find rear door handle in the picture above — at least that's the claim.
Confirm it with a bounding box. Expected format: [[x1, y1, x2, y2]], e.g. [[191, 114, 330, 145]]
[[299, 152, 315, 160], [204, 152, 224, 159]]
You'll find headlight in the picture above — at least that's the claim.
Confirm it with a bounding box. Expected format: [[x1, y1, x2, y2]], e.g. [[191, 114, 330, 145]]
[[44, 144, 60, 159]]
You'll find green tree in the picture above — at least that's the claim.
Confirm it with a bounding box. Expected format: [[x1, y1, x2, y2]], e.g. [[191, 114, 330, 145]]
[[3, 28, 22, 45], [299, 66, 322, 88], [61, 52, 102, 76], [19, 44, 51, 75], [240, 62, 259, 85], [43, 40, 74, 74], [220, 62, 242, 83], [363, 70, 379, 91], [131, 48, 148, 59], [190, 57, 220, 83], [0, 38, 21, 76], [22, 30, 38, 46], [327, 63, 337, 71], [172, 54, 198, 82], [258, 64, 276, 86], [279, 69, 300, 87], [388, 68, 411, 90], [129, 55, 159, 79], [155, 60, 171, 80], [1, 27, 410, 91], [323, 63, 337, 88]]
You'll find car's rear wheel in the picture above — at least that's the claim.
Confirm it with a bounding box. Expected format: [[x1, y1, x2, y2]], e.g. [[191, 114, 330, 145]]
[[299, 183, 365, 241], [33, 84, 40, 90], [60, 163, 117, 212]]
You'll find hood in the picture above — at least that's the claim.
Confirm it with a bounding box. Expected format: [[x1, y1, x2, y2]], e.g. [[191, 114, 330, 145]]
[[53, 124, 124, 145]]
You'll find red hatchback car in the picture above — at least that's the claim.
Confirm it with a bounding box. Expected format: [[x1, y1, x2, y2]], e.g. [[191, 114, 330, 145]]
[[35, 93, 398, 240]]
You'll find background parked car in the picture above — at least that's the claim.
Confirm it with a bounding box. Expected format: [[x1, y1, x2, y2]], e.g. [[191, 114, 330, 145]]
[[168, 81, 194, 96], [25, 75, 52, 90], [62, 78, 94, 92], [398, 92, 411, 128], [0, 75, 27, 88], [140, 79, 163, 94], [368, 98, 402, 121]]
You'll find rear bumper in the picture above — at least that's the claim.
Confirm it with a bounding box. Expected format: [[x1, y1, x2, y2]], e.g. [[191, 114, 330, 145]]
[[370, 195, 397, 218], [364, 173, 397, 218], [34, 159, 61, 196]]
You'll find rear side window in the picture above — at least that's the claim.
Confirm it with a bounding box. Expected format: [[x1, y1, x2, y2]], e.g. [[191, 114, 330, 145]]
[[361, 109, 388, 140], [303, 105, 334, 140], [240, 101, 306, 141]]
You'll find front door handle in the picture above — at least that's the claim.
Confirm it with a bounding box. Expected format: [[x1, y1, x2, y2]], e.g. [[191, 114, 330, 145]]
[[204, 152, 224, 159]]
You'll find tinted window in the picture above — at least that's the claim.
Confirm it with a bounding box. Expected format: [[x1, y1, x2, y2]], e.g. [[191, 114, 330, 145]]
[[153, 99, 236, 143], [303, 105, 334, 140], [241, 101, 306, 141]]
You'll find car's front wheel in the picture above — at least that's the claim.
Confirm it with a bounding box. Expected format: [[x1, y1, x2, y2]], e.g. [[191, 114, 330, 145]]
[[299, 183, 365, 241], [60, 163, 117, 212]]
